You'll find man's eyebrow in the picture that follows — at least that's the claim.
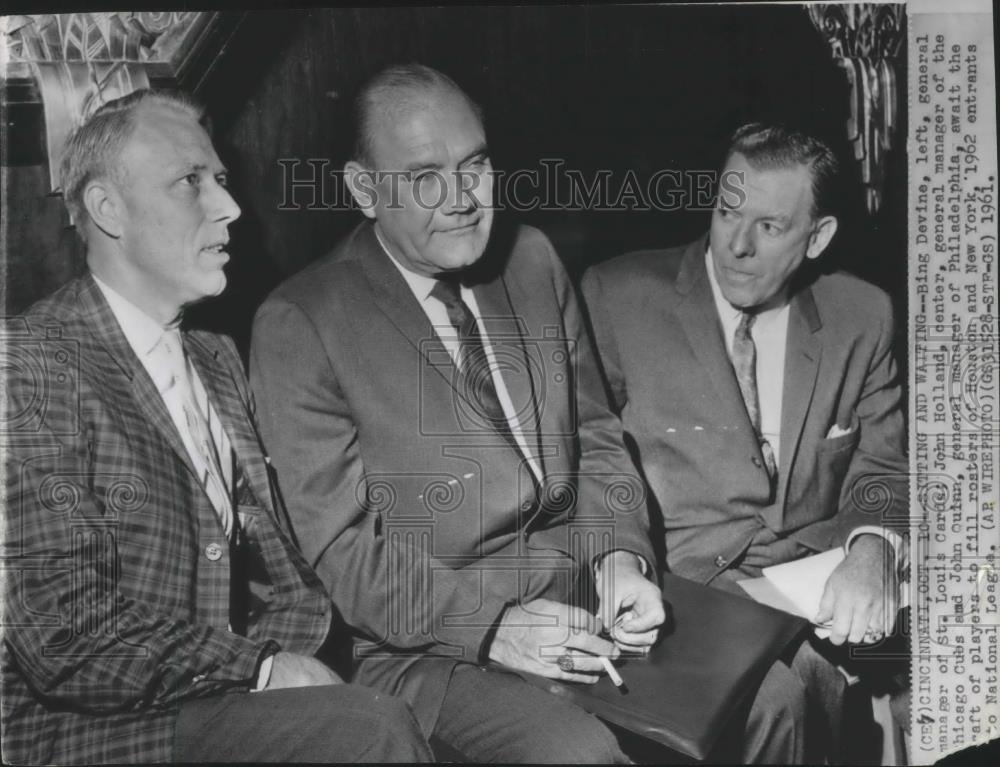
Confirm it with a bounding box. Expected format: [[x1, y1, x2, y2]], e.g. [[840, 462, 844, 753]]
[[403, 159, 443, 173], [402, 144, 489, 173], [458, 144, 489, 166], [168, 161, 228, 175]]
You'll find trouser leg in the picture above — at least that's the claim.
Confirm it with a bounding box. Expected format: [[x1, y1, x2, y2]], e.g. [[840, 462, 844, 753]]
[[738, 635, 847, 764], [432, 663, 629, 763], [174, 683, 433, 762]]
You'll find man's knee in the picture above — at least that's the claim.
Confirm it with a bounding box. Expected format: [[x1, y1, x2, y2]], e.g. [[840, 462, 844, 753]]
[[743, 659, 808, 763], [509, 711, 627, 764], [372, 692, 423, 736], [339, 685, 421, 734], [334, 685, 431, 760], [515, 708, 625, 764], [561, 718, 626, 764], [753, 658, 808, 722]]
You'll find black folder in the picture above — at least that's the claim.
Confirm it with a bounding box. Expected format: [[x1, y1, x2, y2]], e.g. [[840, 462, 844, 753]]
[[508, 572, 808, 760]]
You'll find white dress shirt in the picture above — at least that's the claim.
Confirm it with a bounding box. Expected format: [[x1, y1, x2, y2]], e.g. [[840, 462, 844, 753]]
[[93, 276, 234, 494], [703, 251, 904, 568], [93, 275, 275, 687], [376, 230, 543, 483], [705, 247, 789, 467]]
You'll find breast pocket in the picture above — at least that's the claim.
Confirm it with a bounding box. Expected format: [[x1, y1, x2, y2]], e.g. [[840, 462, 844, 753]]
[[812, 415, 861, 518]]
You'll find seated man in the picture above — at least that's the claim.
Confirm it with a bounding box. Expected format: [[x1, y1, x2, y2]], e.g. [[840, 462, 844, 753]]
[[1, 89, 431, 765], [250, 64, 665, 763], [582, 123, 908, 762]]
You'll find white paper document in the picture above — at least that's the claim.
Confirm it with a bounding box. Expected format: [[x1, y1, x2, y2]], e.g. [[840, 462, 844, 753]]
[[738, 548, 846, 639]]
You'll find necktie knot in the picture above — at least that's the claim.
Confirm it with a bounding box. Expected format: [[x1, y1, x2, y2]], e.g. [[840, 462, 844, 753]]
[[150, 330, 185, 394], [430, 277, 463, 309], [430, 278, 474, 334]]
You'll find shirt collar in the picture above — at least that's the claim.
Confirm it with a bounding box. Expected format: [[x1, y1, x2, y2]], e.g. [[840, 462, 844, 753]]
[[704, 246, 789, 328], [92, 274, 174, 359], [374, 227, 441, 303]]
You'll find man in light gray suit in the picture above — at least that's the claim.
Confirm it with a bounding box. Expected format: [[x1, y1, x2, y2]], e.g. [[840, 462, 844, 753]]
[[582, 123, 908, 762]]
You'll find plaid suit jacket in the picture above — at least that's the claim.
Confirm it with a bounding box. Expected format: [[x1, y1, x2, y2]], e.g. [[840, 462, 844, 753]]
[[2, 274, 331, 765]]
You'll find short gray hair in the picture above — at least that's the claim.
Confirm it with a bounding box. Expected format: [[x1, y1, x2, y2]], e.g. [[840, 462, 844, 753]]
[[351, 63, 483, 166], [59, 89, 204, 240]]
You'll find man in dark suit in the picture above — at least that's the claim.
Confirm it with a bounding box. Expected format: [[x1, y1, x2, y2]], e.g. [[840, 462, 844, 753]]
[[1, 89, 431, 764], [250, 64, 665, 762], [582, 123, 908, 762]]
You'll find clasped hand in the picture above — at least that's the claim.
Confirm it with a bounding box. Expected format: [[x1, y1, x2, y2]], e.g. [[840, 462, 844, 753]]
[[488, 554, 664, 682], [487, 599, 619, 683], [815, 535, 899, 646], [595, 551, 665, 653]]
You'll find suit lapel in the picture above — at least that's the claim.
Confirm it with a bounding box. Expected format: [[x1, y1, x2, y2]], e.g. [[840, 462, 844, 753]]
[[184, 333, 275, 516], [76, 274, 201, 483], [673, 240, 759, 449], [358, 225, 456, 390], [359, 222, 544, 480], [775, 285, 823, 508], [471, 272, 544, 475]]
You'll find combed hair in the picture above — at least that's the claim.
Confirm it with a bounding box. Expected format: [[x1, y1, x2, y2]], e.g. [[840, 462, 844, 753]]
[[724, 123, 840, 218], [351, 63, 483, 165], [59, 89, 205, 240]]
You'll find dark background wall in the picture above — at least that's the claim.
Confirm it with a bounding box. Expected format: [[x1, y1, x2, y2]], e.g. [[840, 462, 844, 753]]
[[4, 4, 907, 363]]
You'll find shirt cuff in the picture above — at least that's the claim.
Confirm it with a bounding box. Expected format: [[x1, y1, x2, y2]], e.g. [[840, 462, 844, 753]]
[[253, 653, 275, 692], [593, 550, 650, 580], [845, 526, 907, 573]]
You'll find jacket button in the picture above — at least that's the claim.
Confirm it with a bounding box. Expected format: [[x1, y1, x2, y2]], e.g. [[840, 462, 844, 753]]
[[205, 542, 224, 561], [751, 456, 762, 468], [714, 555, 728, 568]]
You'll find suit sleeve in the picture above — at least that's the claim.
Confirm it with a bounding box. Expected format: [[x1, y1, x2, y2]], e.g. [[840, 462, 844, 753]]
[[793, 293, 908, 550], [579, 267, 628, 413], [3, 379, 276, 713], [533, 242, 655, 570], [250, 297, 512, 663], [210, 334, 333, 655]]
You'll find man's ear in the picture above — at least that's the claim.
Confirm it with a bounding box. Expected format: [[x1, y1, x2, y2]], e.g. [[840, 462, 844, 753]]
[[805, 215, 838, 260], [344, 161, 378, 220], [82, 179, 125, 239]]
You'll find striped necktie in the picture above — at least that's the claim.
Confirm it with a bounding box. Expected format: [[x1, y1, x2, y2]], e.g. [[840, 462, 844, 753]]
[[157, 331, 234, 537], [732, 311, 778, 484], [430, 278, 519, 451]]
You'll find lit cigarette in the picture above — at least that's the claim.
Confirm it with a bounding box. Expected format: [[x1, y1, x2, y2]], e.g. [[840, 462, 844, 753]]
[[599, 656, 628, 694]]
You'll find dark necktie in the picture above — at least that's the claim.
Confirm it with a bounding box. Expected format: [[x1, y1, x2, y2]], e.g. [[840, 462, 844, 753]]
[[732, 311, 778, 483], [430, 278, 519, 450]]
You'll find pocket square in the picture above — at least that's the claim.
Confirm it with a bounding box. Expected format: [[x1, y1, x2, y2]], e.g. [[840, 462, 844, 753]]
[[826, 422, 856, 439]]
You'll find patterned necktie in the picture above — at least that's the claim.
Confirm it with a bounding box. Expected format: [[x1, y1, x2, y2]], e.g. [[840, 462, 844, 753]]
[[732, 311, 778, 483], [158, 332, 234, 538], [430, 278, 519, 450]]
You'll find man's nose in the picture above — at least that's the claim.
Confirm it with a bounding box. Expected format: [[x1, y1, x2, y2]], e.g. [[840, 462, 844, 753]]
[[442, 170, 477, 214], [729, 222, 754, 258], [207, 181, 242, 224]]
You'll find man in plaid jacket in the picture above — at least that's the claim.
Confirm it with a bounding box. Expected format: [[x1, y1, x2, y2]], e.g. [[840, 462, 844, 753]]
[[1, 89, 431, 764]]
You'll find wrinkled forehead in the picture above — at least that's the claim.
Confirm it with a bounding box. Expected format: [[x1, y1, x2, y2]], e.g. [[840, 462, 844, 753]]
[[121, 102, 220, 172], [368, 86, 484, 167], [724, 152, 815, 217]]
